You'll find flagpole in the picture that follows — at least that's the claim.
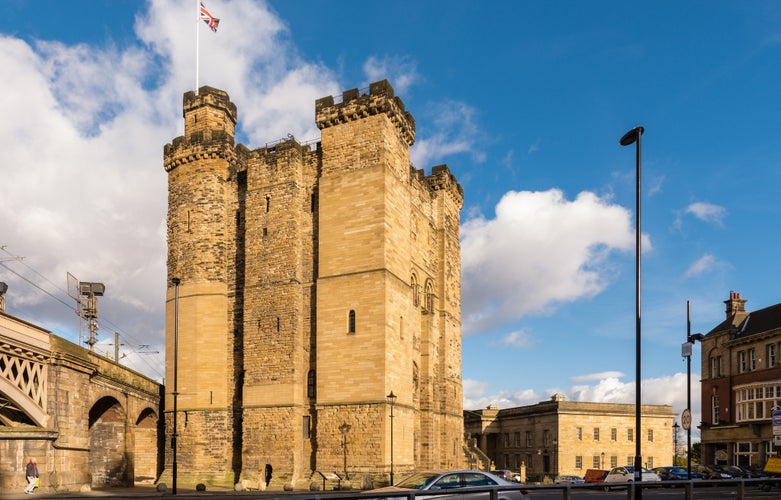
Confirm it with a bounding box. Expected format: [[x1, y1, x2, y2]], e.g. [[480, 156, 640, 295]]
[[196, 0, 200, 94]]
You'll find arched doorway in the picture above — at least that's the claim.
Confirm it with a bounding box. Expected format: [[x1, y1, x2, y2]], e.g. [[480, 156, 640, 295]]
[[89, 396, 128, 487], [134, 407, 158, 484]]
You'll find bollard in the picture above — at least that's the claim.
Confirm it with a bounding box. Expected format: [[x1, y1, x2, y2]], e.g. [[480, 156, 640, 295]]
[[737, 479, 744, 500]]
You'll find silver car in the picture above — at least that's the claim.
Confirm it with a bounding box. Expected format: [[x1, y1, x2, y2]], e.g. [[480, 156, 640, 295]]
[[603, 466, 661, 491], [368, 470, 530, 499]]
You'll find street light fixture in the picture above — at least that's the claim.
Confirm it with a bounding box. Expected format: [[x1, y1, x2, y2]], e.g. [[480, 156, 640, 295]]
[[171, 277, 180, 495], [620, 125, 644, 497], [672, 422, 680, 465], [387, 391, 397, 485]]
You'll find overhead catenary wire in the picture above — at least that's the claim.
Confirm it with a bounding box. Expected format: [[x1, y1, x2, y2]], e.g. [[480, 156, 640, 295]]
[[0, 245, 164, 381]]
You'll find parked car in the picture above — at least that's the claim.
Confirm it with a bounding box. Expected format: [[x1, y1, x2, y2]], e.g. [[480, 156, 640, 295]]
[[554, 475, 585, 484], [691, 464, 732, 479], [650, 466, 704, 480], [603, 466, 661, 490], [367, 470, 530, 499], [721, 465, 750, 478], [490, 470, 514, 482]]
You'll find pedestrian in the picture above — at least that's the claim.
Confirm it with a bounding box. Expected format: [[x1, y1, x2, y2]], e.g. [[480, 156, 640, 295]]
[[24, 457, 38, 494]]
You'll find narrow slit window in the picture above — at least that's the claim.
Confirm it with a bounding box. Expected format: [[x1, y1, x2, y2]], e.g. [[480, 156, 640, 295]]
[[348, 310, 356, 334]]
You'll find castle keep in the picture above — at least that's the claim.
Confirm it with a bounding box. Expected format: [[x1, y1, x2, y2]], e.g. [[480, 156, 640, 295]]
[[163, 80, 464, 488]]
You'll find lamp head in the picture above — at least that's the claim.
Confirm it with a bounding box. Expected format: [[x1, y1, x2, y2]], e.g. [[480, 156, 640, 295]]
[[620, 126, 645, 146], [386, 391, 397, 405]]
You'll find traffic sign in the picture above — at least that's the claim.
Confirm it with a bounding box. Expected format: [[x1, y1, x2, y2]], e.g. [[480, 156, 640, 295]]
[[773, 409, 781, 426], [681, 409, 692, 431]]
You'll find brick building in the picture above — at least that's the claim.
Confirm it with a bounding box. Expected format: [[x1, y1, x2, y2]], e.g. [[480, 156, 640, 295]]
[[162, 81, 464, 489], [698, 291, 781, 468], [464, 394, 675, 481]]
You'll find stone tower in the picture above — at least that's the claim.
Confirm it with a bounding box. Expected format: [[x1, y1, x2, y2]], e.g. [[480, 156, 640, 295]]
[[163, 81, 464, 488]]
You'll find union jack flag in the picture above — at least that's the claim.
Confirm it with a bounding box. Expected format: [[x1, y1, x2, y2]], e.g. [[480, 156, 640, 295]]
[[200, 2, 220, 32]]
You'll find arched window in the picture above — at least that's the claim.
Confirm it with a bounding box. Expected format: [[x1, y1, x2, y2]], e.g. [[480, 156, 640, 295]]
[[424, 280, 435, 313], [348, 310, 356, 334], [307, 370, 316, 398], [411, 273, 420, 308]]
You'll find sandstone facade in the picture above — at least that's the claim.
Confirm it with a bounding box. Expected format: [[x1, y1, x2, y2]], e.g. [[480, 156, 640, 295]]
[[163, 80, 464, 488]]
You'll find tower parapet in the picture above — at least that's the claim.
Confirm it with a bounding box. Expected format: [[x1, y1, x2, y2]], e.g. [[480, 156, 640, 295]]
[[164, 86, 238, 172], [315, 80, 415, 146], [426, 164, 465, 208]]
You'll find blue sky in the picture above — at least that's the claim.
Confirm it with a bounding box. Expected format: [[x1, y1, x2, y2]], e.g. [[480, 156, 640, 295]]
[[2, 0, 781, 437]]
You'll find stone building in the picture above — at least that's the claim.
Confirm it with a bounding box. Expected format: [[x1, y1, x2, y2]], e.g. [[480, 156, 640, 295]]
[[698, 291, 781, 468], [162, 80, 464, 489], [464, 394, 675, 481]]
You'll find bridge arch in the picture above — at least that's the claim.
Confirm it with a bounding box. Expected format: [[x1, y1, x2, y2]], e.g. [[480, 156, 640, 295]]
[[0, 378, 46, 427], [134, 406, 159, 483], [89, 395, 129, 487]]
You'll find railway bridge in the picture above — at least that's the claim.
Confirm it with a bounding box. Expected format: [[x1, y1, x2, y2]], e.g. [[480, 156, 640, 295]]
[[0, 308, 162, 492]]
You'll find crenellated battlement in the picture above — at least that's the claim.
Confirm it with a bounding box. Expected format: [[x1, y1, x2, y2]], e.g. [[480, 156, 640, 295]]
[[183, 86, 238, 123], [315, 79, 415, 146], [426, 164, 465, 207]]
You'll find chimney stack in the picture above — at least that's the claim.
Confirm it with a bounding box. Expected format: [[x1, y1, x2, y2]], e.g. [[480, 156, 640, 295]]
[[724, 290, 746, 319]]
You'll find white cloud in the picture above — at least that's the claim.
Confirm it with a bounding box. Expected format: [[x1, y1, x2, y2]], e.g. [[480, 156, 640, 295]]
[[683, 254, 718, 279], [461, 189, 636, 335], [0, 0, 341, 379], [685, 202, 727, 226], [494, 329, 536, 349], [362, 55, 418, 95], [411, 100, 485, 168]]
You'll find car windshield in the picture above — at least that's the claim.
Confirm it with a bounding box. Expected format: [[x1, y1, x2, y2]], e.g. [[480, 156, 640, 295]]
[[395, 472, 442, 489], [623, 466, 655, 474]]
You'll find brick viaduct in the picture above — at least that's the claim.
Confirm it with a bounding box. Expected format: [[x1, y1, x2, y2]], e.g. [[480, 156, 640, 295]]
[[0, 309, 162, 493]]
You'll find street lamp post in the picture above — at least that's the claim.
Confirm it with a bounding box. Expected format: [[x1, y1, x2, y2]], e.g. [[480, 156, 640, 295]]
[[682, 300, 704, 479], [171, 277, 180, 495], [387, 391, 397, 485], [673, 422, 680, 465], [621, 125, 645, 497]]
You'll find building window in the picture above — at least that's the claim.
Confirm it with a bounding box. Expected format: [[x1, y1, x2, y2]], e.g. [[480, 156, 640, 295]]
[[348, 310, 356, 334], [647, 429, 653, 442], [593, 427, 599, 441], [768, 344, 777, 368], [307, 370, 316, 398], [611, 456, 617, 468], [411, 274, 419, 308], [748, 348, 756, 371], [576, 427, 582, 440], [575, 456, 582, 469], [611, 428, 617, 441], [593, 456, 600, 469], [525, 431, 532, 447], [543, 429, 550, 447], [712, 394, 720, 424], [627, 456, 634, 466], [504, 433, 510, 447], [647, 457, 654, 469], [710, 355, 723, 378], [514, 432, 521, 447], [303, 415, 311, 439], [736, 383, 781, 422], [738, 350, 747, 373], [424, 280, 435, 313], [628, 428, 633, 442]]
